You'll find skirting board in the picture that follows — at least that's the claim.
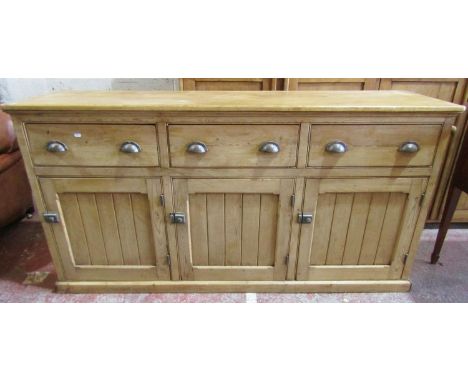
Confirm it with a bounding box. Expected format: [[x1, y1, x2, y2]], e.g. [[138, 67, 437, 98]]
[[56, 280, 411, 294]]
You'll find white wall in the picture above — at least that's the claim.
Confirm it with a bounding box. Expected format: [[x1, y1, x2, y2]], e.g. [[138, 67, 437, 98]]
[[0, 78, 179, 103]]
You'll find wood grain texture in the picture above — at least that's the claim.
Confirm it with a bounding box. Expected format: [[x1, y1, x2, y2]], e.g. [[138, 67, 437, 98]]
[[374, 193, 407, 265], [309, 193, 335, 265], [358, 193, 390, 265], [59, 193, 91, 265], [168, 124, 299, 167], [224, 194, 242, 266], [180, 78, 276, 91], [189, 194, 209, 266], [75, 194, 107, 265], [113, 194, 140, 265], [56, 280, 412, 293], [379, 79, 463, 101], [403, 122, 454, 277], [288, 78, 380, 91], [341, 193, 372, 265], [38, 178, 168, 281], [241, 194, 261, 266], [95, 194, 124, 265], [326, 193, 354, 265], [207, 194, 225, 266], [9, 88, 462, 291], [174, 178, 292, 281], [4, 90, 465, 113], [308, 124, 441, 167], [26, 123, 159, 167], [146, 179, 171, 280], [296, 177, 424, 281], [378, 79, 467, 222], [258, 194, 278, 266], [131, 193, 156, 266]]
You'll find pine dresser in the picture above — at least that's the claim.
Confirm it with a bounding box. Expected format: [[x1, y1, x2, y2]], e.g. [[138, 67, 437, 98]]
[[2, 91, 464, 293]]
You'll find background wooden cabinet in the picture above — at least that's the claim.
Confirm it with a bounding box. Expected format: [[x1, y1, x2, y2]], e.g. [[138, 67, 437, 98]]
[[172, 178, 294, 281], [379, 78, 465, 101], [287, 78, 379, 91], [180, 78, 468, 223], [180, 78, 280, 91], [40, 178, 171, 281]]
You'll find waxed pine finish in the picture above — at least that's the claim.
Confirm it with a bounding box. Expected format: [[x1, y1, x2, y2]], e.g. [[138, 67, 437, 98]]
[[179, 78, 468, 222], [3, 91, 464, 293]]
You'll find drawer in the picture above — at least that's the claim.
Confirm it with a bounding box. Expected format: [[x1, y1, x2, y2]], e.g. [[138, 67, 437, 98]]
[[168, 124, 300, 167], [26, 124, 159, 167], [308, 124, 441, 167]]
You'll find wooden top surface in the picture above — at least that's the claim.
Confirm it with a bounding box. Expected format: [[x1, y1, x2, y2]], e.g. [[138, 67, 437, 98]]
[[2, 90, 465, 113]]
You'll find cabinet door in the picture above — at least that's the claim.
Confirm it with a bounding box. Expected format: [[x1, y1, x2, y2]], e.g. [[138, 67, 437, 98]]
[[296, 178, 426, 280], [180, 78, 278, 91], [287, 78, 379, 91], [173, 178, 295, 281], [40, 178, 170, 281]]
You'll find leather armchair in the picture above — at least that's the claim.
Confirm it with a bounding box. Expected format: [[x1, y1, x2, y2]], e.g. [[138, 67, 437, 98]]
[[0, 110, 33, 227]]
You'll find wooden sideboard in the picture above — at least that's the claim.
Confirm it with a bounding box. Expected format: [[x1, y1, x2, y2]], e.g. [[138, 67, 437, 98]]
[[180, 78, 468, 222], [3, 91, 464, 293]]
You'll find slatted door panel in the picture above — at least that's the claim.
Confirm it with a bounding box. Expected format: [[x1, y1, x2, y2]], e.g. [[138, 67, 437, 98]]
[[173, 178, 294, 281], [296, 178, 426, 281], [39, 178, 170, 281]]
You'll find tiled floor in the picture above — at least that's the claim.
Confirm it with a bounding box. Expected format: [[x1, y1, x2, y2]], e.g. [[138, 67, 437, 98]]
[[0, 219, 467, 302]]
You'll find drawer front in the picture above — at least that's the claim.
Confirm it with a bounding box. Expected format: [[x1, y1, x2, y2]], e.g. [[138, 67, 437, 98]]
[[26, 124, 159, 167], [168, 124, 300, 167], [308, 124, 441, 167]]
